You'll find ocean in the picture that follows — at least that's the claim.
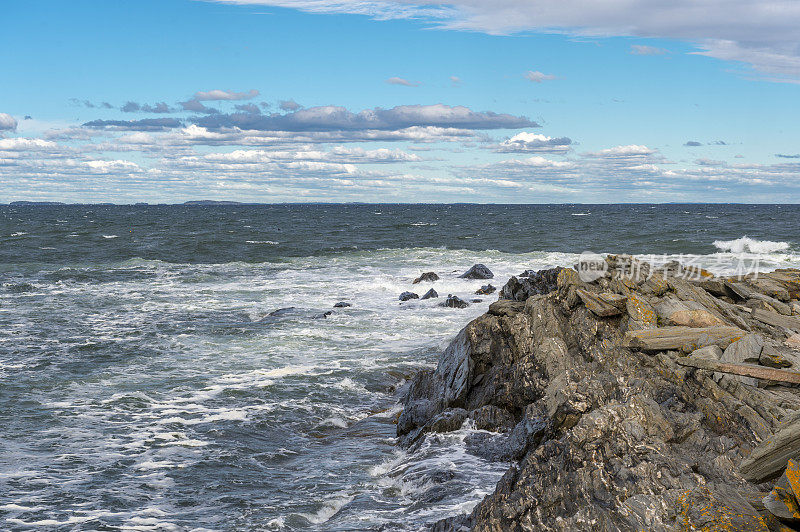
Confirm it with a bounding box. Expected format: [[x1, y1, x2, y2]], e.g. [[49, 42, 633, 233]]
[[1, 203, 799, 531]]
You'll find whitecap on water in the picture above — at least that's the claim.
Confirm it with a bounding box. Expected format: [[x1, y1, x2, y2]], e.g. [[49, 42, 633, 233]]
[[713, 235, 790, 254]]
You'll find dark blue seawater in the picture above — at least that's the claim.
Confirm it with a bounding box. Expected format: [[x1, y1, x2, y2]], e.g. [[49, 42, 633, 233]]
[[1, 204, 798, 531]]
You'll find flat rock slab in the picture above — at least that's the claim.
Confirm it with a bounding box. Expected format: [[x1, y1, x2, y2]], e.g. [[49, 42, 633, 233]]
[[741, 418, 800, 483], [753, 309, 800, 332], [576, 289, 622, 317], [625, 326, 744, 352]]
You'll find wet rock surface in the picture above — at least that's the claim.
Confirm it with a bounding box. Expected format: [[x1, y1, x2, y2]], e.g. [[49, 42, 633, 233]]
[[397, 257, 800, 531], [459, 264, 494, 280], [400, 291, 419, 301]]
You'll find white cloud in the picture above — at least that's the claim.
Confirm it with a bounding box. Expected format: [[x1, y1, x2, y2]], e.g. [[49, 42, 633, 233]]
[[524, 71, 558, 83], [0, 113, 18, 131], [493, 132, 572, 153], [0, 138, 57, 150], [630, 44, 669, 55], [587, 144, 657, 158], [193, 89, 260, 101], [206, 0, 800, 81], [386, 76, 420, 86]]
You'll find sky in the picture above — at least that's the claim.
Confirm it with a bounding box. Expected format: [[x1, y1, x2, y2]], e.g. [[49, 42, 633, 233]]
[[1, 0, 799, 203]]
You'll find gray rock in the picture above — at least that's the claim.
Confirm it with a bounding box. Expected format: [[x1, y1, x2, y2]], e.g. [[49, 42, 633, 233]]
[[421, 288, 438, 300], [459, 264, 494, 279], [499, 267, 562, 301], [399, 291, 419, 301], [440, 295, 469, 309], [721, 333, 764, 364], [475, 284, 496, 295], [333, 301, 351, 308], [413, 272, 439, 284]]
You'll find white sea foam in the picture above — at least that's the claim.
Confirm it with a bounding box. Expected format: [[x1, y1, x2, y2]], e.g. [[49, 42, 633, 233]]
[[246, 240, 279, 245], [713, 236, 790, 254], [299, 493, 354, 525], [102, 234, 119, 239]]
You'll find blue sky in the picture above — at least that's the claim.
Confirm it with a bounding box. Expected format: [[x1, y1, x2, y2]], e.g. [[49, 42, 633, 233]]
[[1, 0, 799, 203]]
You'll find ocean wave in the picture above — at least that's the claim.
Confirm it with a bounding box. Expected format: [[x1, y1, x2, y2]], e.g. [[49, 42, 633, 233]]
[[712, 236, 790, 254]]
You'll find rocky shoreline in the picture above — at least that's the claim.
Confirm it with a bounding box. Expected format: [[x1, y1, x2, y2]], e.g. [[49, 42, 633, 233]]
[[397, 255, 800, 531]]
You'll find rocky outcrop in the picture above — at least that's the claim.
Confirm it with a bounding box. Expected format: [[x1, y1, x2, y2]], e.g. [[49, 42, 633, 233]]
[[398, 257, 800, 531]]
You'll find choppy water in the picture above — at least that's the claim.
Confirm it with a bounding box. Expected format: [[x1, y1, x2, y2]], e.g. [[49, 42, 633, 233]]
[[2, 204, 800, 531]]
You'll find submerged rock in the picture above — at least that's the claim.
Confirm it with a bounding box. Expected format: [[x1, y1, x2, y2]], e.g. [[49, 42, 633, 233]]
[[475, 284, 495, 295], [333, 301, 351, 308], [399, 291, 419, 302], [440, 295, 468, 309], [459, 264, 493, 280], [413, 272, 439, 284], [398, 257, 800, 531]]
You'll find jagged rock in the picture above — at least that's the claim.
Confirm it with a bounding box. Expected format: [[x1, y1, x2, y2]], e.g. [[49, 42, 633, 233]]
[[741, 417, 800, 483], [470, 405, 515, 431], [459, 264, 493, 279], [626, 293, 658, 329], [689, 344, 723, 361], [762, 459, 800, 522], [760, 345, 792, 368], [487, 299, 525, 316], [428, 408, 469, 433], [399, 291, 419, 301], [793, 302, 800, 316], [700, 278, 735, 297], [333, 301, 351, 308], [475, 284, 495, 295], [413, 272, 439, 284], [787, 334, 800, 350], [598, 292, 627, 309], [676, 486, 770, 531], [421, 288, 438, 300], [440, 295, 468, 309], [499, 267, 562, 301], [400, 256, 800, 531], [722, 334, 764, 364], [576, 288, 622, 317]]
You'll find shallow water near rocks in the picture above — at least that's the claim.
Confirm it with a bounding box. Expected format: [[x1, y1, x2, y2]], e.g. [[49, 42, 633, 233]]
[[1, 204, 799, 530]]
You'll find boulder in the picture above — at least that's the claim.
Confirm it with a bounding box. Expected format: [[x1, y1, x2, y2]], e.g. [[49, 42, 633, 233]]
[[689, 345, 723, 361], [421, 288, 438, 300], [333, 301, 351, 308], [475, 284, 496, 295], [459, 264, 493, 279], [413, 272, 439, 284], [654, 297, 726, 327], [440, 294, 468, 308], [399, 291, 419, 301]]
